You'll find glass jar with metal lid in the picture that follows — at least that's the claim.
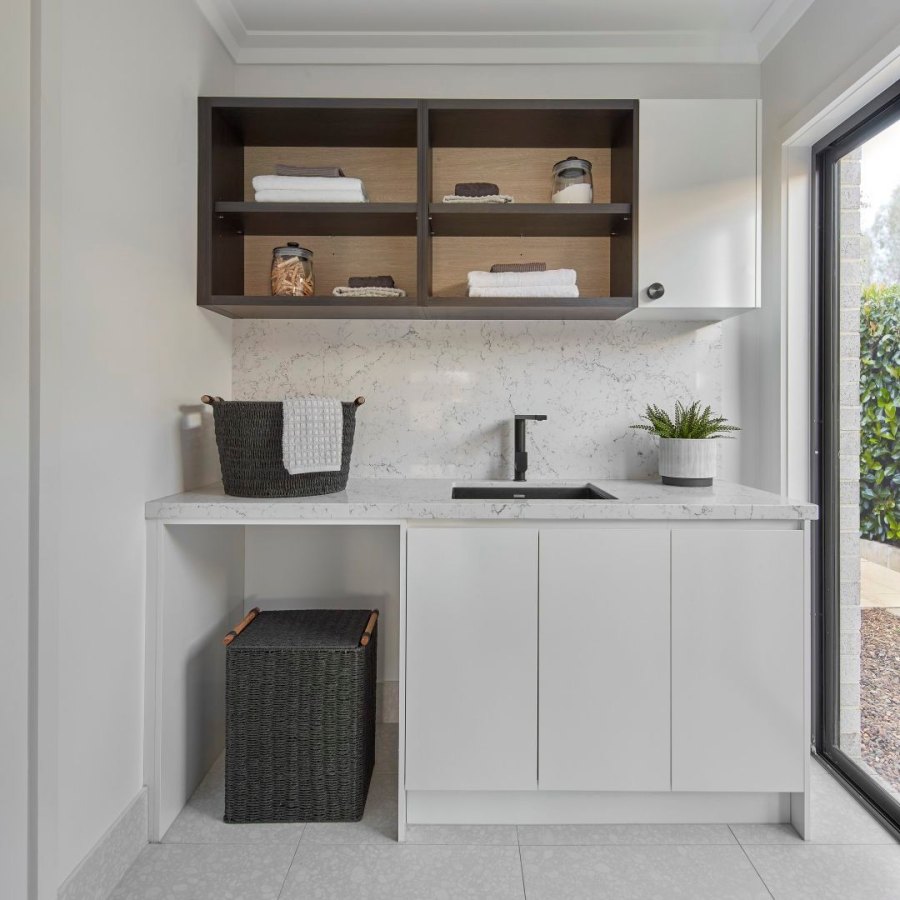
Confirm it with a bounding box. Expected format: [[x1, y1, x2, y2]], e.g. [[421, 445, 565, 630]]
[[551, 157, 593, 204], [270, 243, 315, 297]]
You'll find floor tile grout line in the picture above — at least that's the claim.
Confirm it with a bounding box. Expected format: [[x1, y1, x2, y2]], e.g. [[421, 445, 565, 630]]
[[731, 827, 777, 900], [517, 842, 528, 900], [275, 831, 304, 900]]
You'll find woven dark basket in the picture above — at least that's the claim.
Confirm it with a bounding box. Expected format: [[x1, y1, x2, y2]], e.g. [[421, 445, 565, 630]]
[[203, 395, 364, 498], [224, 609, 377, 824]]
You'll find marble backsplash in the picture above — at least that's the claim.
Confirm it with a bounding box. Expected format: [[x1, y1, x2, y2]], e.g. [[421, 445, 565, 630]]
[[232, 319, 723, 480]]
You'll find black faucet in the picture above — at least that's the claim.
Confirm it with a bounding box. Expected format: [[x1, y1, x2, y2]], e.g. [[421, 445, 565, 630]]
[[514, 414, 547, 481]]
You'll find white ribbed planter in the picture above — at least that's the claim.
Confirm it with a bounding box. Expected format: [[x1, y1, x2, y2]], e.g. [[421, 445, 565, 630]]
[[658, 438, 717, 486]]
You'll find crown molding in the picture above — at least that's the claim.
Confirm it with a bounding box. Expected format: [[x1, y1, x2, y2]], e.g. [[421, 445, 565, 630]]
[[752, 0, 817, 60], [196, 0, 818, 66]]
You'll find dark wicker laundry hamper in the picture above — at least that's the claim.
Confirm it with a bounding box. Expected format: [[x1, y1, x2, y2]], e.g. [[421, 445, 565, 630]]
[[224, 608, 378, 824], [202, 395, 365, 498]]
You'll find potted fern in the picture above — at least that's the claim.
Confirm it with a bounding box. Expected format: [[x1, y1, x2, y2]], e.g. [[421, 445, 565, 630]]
[[632, 401, 739, 486]]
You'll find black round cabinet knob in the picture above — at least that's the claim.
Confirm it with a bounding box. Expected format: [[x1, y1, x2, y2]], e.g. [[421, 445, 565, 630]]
[[646, 282, 665, 300]]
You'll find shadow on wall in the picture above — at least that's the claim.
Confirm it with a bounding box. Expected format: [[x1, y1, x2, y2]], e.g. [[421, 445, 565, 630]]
[[179, 404, 221, 491]]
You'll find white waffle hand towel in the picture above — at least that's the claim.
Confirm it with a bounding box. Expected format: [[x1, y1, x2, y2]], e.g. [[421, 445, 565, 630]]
[[282, 397, 343, 474]]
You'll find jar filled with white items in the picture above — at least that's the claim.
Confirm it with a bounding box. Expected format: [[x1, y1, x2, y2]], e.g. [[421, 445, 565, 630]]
[[551, 157, 593, 204]]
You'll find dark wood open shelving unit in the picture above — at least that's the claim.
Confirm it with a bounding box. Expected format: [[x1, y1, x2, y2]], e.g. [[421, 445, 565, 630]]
[[199, 98, 638, 319]]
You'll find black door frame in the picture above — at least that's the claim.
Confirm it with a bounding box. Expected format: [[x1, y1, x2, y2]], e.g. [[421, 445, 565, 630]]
[[812, 77, 900, 833]]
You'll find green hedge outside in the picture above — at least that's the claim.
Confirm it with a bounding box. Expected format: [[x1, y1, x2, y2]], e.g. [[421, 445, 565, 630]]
[[860, 284, 900, 546]]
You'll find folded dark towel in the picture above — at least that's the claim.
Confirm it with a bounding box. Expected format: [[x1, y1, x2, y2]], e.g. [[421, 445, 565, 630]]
[[275, 164, 345, 177], [490, 262, 548, 273], [454, 182, 500, 198], [348, 275, 395, 288]]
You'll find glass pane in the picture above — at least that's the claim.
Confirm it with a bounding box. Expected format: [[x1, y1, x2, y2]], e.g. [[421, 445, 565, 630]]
[[837, 118, 900, 798]]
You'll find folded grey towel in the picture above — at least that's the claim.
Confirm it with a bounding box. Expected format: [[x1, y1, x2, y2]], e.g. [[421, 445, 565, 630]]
[[348, 275, 395, 288], [275, 164, 345, 177], [490, 262, 547, 273], [455, 182, 500, 197]]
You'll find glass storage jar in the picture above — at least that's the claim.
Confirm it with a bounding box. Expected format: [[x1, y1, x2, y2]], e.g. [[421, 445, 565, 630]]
[[551, 157, 593, 204], [270, 243, 315, 296]]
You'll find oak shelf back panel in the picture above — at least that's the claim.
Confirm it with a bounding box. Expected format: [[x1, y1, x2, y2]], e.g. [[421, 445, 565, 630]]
[[431, 147, 612, 205], [243, 146, 418, 203], [243, 234, 418, 298], [430, 236, 610, 298]]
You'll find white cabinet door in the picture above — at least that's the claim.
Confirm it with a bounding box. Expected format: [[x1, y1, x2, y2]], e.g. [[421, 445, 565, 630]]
[[636, 100, 758, 315], [671, 530, 805, 792], [405, 527, 538, 791], [539, 529, 671, 791]]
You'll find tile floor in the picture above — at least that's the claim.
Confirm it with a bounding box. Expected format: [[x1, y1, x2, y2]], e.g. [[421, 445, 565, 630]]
[[110, 725, 900, 899]]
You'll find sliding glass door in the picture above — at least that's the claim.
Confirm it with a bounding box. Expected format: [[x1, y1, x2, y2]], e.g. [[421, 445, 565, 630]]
[[815, 80, 900, 829]]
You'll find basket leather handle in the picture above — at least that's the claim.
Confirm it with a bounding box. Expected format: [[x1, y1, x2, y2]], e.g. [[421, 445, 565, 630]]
[[360, 610, 378, 647], [224, 607, 260, 646], [201, 395, 224, 405], [354, 396, 366, 406]]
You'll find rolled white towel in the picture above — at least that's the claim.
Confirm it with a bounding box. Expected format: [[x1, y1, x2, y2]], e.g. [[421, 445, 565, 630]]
[[252, 175, 365, 192], [254, 189, 367, 203], [468, 285, 580, 298], [467, 268, 577, 288]]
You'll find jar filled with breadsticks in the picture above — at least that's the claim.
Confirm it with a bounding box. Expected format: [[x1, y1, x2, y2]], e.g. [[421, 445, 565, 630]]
[[270, 243, 314, 296]]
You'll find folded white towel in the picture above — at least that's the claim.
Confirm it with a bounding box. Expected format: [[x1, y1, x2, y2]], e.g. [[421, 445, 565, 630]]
[[252, 175, 365, 192], [442, 194, 514, 204], [467, 285, 580, 298], [467, 269, 577, 288], [332, 286, 407, 298], [282, 397, 343, 475], [254, 189, 368, 203]]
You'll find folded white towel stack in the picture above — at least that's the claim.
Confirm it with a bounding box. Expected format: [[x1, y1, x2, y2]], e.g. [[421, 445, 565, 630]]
[[282, 397, 343, 475], [468, 285, 580, 298], [252, 174, 368, 204], [466, 268, 580, 298]]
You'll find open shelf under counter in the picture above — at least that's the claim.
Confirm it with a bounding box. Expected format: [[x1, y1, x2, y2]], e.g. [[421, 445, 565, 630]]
[[215, 201, 418, 236], [428, 203, 632, 237]]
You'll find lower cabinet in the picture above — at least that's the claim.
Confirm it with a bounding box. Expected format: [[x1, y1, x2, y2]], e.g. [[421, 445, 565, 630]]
[[405, 524, 806, 796], [671, 530, 806, 792], [405, 527, 538, 790], [539, 529, 671, 791]]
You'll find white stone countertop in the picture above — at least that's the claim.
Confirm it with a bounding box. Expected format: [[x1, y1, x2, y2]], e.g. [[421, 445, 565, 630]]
[[145, 478, 818, 522]]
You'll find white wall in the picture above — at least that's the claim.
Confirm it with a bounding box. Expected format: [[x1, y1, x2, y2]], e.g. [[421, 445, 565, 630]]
[[758, 0, 900, 494], [38, 0, 236, 886], [0, 0, 33, 894], [234, 64, 760, 485]]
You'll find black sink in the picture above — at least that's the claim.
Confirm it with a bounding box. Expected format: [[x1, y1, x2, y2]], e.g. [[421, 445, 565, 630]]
[[451, 484, 616, 500]]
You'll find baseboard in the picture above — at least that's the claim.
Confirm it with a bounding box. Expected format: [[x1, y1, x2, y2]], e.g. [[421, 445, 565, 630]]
[[58, 788, 148, 900], [377, 680, 399, 724], [407, 790, 791, 825]]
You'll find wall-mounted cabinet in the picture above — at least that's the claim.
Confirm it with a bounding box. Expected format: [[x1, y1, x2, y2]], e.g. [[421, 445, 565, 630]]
[[198, 98, 758, 321], [199, 98, 636, 320], [632, 100, 761, 320]]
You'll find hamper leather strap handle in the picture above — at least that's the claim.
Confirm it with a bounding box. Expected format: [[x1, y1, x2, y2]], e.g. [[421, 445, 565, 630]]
[[360, 610, 378, 647], [224, 607, 260, 646], [354, 396, 366, 406], [201, 395, 224, 405]]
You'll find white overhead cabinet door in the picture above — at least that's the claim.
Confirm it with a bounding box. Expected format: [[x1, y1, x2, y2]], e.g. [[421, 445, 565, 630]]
[[636, 99, 759, 317], [405, 527, 538, 791], [538, 529, 671, 791], [671, 529, 805, 792]]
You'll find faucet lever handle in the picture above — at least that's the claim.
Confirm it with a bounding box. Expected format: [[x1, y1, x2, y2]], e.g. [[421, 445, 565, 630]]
[[515, 414, 548, 421]]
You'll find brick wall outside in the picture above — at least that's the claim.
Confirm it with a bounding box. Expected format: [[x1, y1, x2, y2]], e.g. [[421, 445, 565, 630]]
[[839, 148, 863, 757]]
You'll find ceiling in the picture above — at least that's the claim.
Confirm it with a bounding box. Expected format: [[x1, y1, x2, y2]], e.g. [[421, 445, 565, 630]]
[[195, 0, 816, 64]]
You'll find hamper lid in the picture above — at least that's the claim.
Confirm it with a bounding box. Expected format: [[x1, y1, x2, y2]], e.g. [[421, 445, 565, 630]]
[[228, 609, 373, 650]]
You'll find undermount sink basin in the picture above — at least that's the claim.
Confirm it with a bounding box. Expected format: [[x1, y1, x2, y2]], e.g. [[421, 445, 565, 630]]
[[451, 484, 616, 501]]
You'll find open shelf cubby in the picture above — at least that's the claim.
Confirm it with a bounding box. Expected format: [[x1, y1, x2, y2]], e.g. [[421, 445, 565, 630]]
[[199, 98, 637, 319]]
